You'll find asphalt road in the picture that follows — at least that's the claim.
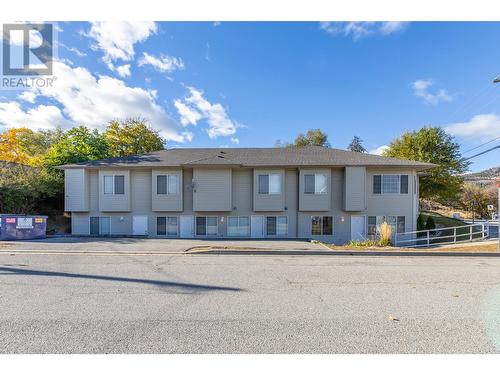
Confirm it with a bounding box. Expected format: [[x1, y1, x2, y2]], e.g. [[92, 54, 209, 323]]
[[1, 253, 500, 354]]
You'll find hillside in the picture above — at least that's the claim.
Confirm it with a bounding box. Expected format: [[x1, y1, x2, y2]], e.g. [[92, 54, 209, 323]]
[[463, 166, 500, 186]]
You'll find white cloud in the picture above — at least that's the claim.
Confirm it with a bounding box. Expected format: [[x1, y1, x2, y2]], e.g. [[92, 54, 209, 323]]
[[0, 61, 190, 143], [138, 52, 184, 74], [115, 64, 131, 78], [86, 21, 157, 72], [18, 91, 37, 103], [174, 86, 238, 139], [213, 22, 221, 27], [0, 102, 69, 130], [230, 137, 240, 145], [59, 42, 87, 57], [412, 79, 452, 105], [369, 145, 389, 155], [173, 99, 202, 126], [320, 22, 408, 40], [444, 114, 500, 141]]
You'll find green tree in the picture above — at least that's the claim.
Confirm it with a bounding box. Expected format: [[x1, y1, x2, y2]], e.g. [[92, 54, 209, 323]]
[[275, 129, 330, 148], [0, 162, 61, 214], [347, 136, 366, 153], [460, 183, 490, 220], [104, 118, 165, 157], [17, 127, 65, 157], [383, 126, 469, 202], [43, 126, 110, 167]]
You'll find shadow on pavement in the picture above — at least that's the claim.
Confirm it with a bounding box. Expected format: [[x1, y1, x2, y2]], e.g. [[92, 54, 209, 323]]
[[0, 266, 244, 294]]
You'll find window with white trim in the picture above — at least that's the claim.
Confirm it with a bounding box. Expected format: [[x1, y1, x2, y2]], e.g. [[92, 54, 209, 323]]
[[266, 216, 288, 236], [103, 175, 124, 195], [367, 215, 405, 235], [157, 174, 179, 195], [157, 216, 178, 236], [258, 174, 281, 194], [304, 174, 327, 194], [311, 216, 333, 235], [373, 175, 409, 194], [196, 216, 218, 236], [227, 216, 250, 237]]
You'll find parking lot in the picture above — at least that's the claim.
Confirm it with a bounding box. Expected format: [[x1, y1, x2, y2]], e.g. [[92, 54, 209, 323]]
[[1, 252, 500, 353]]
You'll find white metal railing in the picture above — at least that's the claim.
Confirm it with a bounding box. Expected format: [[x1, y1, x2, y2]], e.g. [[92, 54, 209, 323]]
[[394, 223, 489, 248]]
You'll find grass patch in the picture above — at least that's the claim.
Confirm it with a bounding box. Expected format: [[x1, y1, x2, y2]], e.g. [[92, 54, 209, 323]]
[[420, 211, 467, 228]]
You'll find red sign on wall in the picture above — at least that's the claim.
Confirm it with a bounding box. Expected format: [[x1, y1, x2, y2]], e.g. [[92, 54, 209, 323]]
[[5, 218, 16, 224]]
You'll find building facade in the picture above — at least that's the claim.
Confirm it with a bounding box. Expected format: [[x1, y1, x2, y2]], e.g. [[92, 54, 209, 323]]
[[60, 146, 433, 244]]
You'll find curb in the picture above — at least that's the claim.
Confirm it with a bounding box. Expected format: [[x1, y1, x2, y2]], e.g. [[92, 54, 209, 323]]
[[187, 249, 500, 257]]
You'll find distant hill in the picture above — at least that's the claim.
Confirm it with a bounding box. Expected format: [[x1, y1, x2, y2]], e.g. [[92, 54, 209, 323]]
[[463, 166, 500, 186]]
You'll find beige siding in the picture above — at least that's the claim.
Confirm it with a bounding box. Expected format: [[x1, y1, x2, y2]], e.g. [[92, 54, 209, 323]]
[[365, 168, 418, 233], [151, 169, 183, 212], [253, 168, 285, 212], [67, 164, 419, 242], [98, 169, 131, 212], [232, 168, 253, 213], [297, 168, 351, 244], [298, 168, 331, 211], [343, 166, 366, 211], [64, 169, 89, 212], [193, 168, 232, 212], [71, 212, 90, 235]]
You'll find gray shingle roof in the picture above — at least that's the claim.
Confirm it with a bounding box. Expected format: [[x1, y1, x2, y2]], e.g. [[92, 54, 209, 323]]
[[57, 146, 435, 170]]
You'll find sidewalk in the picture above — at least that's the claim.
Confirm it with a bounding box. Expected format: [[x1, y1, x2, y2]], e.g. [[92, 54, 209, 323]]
[[1, 236, 498, 256]]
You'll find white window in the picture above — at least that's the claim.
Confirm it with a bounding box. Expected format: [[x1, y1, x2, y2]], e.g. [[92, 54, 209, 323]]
[[157, 217, 178, 236], [90, 217, 110, 235], [157, 174, 179, 195], [103, 175, 125, 195], [227, 216, 250, 237], [258, 174, 281, 195], [311, 216, 333, 235], [104, 176, 113, 194], [304, 174, 327, 194], [196, 216, 218, 236], [382, 175, 400, 194], [367, 216, 405, 235], [373, 175, 409, 194], [266, 216, 288, 236]]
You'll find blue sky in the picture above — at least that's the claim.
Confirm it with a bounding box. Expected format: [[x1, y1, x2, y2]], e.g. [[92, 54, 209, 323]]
[[1, 21, 500, 171]]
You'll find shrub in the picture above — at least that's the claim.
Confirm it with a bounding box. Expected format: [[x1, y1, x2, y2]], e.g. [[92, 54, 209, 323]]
[[417, 214, 425, 232], [379, 221, 392, 246], [425, 216, 436, 235], [347, 239, 379, 247]]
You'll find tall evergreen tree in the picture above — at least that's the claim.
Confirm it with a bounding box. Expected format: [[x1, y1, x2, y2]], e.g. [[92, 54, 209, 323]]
[[347, 136, 366, 153]]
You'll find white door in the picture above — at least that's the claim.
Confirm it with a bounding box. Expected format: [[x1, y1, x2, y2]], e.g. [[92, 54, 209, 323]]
[[251, 215, 264, 238], [351, 215, 366, 241], [180, 215, 194, 238], [133, 215, 148, 235]]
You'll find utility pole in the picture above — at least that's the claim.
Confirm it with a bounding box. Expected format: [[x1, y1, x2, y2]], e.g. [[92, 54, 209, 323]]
[[497, 179, 500, 251], [493, 78, 500, 250]]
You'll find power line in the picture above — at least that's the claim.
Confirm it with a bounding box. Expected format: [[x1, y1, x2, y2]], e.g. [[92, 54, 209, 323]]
[[463, 145, 500, 161], [462, 135, 500, 155]]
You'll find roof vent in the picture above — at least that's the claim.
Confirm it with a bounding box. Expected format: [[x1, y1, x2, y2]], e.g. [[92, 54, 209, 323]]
[[217, 155, 225, 159], [220, 151, 227, 154]]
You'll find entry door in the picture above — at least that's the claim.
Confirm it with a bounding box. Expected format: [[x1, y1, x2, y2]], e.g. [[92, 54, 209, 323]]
[[251, 215, 264, 238], [351, 215, 366, 241], [180, 215, 194, 238], [133, 215, 148, 235]]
